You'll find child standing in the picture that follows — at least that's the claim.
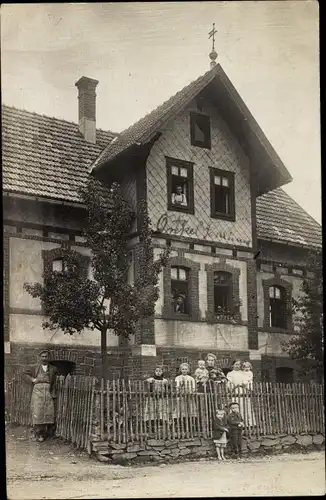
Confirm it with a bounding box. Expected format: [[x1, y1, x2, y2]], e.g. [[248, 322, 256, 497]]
[[227, 402, 244, 458], [212, 408, 229, 461]]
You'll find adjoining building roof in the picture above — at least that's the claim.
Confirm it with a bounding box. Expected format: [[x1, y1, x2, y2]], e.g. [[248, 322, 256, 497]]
[[2, 105, 115, 203], [257, 188, 322, 249], [257, 188, 322, 247], [2, 104, 321, 248], [90, 64, 292, 196]]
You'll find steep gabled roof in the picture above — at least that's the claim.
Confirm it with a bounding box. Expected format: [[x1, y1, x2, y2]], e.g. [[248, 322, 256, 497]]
[[2, 105, 115, 203], [2, 105, 321, 249], [257, 188, 322, 248], [91, 68, 217, 172], [90, 64, 292, 196]]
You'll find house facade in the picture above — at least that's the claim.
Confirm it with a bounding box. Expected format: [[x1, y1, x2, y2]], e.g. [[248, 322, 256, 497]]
[[3, 64, 321, 382]]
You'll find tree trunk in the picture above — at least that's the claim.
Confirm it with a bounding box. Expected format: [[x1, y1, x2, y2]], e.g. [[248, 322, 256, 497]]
[[101, 328, 108, 381]]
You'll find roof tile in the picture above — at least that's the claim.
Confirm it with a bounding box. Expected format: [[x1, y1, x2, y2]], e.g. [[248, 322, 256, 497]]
[[2, 105, 115, 202]]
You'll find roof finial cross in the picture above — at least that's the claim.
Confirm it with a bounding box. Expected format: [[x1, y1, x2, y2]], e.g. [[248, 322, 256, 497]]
[[208, 23, 218, 68], [208, 23, 217, 51]]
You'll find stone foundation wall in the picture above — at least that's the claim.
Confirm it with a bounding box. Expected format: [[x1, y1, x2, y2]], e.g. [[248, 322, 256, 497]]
[[92, 433, 325, 464]]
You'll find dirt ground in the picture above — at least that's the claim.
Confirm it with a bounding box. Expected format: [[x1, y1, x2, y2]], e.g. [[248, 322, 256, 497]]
[[6, 426, 326, 499]]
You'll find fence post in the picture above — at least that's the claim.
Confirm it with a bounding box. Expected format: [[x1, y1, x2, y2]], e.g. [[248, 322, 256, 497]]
[[90, 391, 102, 442]]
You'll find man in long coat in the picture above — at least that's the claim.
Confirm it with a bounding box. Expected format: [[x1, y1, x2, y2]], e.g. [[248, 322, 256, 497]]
[[23, 350, 58, 442]]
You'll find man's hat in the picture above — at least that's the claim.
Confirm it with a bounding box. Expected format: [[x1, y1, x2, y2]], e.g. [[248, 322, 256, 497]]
[[39, 349, 50, 356]]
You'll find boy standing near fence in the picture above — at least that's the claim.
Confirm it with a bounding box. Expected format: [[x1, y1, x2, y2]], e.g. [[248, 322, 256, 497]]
[[227, 402, 244, 458]]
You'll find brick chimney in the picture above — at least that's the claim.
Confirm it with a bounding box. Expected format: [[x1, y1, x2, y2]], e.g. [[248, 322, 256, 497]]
[[75, 76, 99, 144]]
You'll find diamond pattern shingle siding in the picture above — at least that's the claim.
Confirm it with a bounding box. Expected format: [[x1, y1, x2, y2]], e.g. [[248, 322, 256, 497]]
[[2, 105, 115, 203], [147, 101, 252, 247], [90, 64, 292, 198], [2, 105, 321, 249]]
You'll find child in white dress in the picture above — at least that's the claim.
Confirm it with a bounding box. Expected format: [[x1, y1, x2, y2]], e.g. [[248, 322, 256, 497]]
[[241, 361, 256, 427], [242, 361, 253, 387]]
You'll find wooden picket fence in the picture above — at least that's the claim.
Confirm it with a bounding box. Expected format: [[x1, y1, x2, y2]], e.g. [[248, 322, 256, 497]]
[[96, 380, 325, 443], [6, 375, 324, 450], [55, 375, 96, 449], [6, 374, 96, 450]]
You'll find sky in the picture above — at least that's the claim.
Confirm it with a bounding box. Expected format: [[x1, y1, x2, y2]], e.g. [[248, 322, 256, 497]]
[[1, 1, 321, 223]]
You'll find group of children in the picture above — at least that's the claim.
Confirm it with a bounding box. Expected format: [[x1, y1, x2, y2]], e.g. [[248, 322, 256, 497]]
[[193, 356, 254, 460], [212, 402, 244, 460], [143, 355, 254, 459]]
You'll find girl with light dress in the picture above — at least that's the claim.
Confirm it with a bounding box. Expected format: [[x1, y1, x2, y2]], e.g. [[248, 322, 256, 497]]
[[226, 359, 246, 422], [241, 361, 256, 427], [174, 363, 197, 436], [212, 408, 229, 461]]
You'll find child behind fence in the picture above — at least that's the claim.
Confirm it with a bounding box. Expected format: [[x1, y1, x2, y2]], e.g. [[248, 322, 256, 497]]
[[227, 402, 244, 458], [212, 408, 229, 461]]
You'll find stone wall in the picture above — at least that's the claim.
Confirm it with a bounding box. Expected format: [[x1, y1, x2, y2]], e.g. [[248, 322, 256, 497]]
[[91, 433, 325, 464]]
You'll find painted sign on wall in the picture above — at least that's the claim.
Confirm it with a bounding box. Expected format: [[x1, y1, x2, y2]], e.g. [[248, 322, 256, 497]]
[[156, 212, 251, 247]]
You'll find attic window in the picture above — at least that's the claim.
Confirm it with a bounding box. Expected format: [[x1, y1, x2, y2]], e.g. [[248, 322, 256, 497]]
[[190, 112, 211, 149]]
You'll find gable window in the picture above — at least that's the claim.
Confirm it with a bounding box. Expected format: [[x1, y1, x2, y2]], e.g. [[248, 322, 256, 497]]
[[269, 286, 286, 328], [166, 157, 194, 214], [190, 112, 211, 149], [210, 167, 235, 221], [214, 271, 233, 319], [171, 267, 190, 315]]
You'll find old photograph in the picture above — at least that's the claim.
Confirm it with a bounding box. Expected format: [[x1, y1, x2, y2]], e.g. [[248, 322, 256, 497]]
[[2, 1, 324, 498]]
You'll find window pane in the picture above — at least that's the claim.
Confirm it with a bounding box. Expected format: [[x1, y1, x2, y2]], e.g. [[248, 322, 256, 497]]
[[180, 168, 188, 178], [225, 192, 229, 214], [191, 114, 210, 148], [269, 287, 275, 298], [270, 295, 286, 328], [171, 166, 179, 176], [171, 181, 188, 207], [214, 176, 221, 185], [214, 286, 229, 311], [275, 287, 281, 299], [171, 267, 178, 280], [214, 186, 229, 214], [214, 272, 232, 314], [194, 122, 205, 143], [179, 268, 187, 281], [172, 281, 189, 314], [52, 259, 63, 272], [214, 272, 229, 284], [222, 177, 229, 187]]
